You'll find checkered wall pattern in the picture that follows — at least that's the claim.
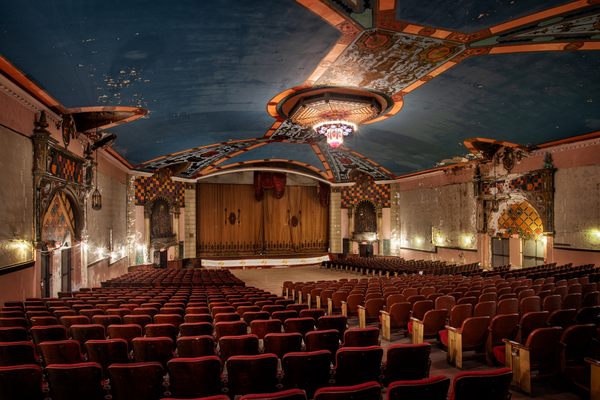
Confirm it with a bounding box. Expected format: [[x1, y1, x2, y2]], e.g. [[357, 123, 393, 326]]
[[134, 176, 185, 207], [341, 182, 390, 208], [482, 171, 544, 195], [49, 148, 83, 184], [497, 201, 543, 239]]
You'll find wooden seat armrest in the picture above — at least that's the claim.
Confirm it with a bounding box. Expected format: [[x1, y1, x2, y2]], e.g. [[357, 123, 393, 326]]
[[446, 325, 460, 332], [503, 339, 528, 351], [410, 317, 422, 323], [341, 301, 347, 305], [585, 357, 600, 366], [358, 305, 365, 310], [380, 310, 389, 317]]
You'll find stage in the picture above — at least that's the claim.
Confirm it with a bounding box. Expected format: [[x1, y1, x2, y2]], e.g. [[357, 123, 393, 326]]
[[201, 253, 330, 269]]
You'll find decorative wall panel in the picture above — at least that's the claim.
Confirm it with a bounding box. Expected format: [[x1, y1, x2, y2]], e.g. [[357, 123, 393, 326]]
[[341, 182, 390, 208], [496, 201, 544, 239], [134, 176, 185, 208]]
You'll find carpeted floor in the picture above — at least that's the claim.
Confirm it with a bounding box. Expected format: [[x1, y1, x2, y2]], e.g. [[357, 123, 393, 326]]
[[231, 265, 584, 399]]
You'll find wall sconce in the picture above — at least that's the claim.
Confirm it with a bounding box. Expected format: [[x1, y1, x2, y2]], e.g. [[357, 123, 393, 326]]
[[460, 234, 475, 248]]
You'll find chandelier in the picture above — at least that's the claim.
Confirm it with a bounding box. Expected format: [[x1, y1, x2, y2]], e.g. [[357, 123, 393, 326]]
[[313, 120, 356, 148], [275, 87, 393, 148]]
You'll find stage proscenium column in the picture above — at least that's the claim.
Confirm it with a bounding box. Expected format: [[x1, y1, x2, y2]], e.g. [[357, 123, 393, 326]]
[[329, 189, 342, 254]]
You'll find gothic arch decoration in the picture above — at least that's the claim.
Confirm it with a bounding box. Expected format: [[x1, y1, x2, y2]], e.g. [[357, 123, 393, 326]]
[[41, 191, 78, 247], [493, 201, 544, 239], [33, 112, 90, 247], [354, 200, 377, 234]]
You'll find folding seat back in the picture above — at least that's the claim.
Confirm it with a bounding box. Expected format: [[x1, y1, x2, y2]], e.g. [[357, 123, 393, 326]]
[[186, 306, 210, 314], [176, 335, 215, 357], [282, 350, 331, 397], [526, 327, 564, 374], [215, 320, 247, 339], [459, 316, 491, 350], [388, 302, 411, 329], [563, 293, 582, 310], [240, 388, 308, 399], [39, 340, 82, 365], [407, 295, 427, 306], [59, 315, 90, 334], [0, 310, 25, 318], [179, 321, 213, 337], [0, 364, 43, 400], [383, 343, 431, 385], [107, 323, 143, 345], [0, 317, 28, 328], [145, 323, 178, 341], [132, 336, 174, 367], [92, 314, 123, 329], [474, 301, 496, 319], [284, 317, 315, 337], [434, 295, 455, 311], [226, 353, 279, 396], [159, 307, 184, 316], [218, 333, 259, 361], [105, 308, 130, 318], [262, 305, 285, 315], [448, 304, 472, 328], [214, 312, 241, 323], [0, 341, 37, 366], [212, 306, 236, 317], [583, 291, 600, 307], [575, 306, 600, 324], [331, 291, 348, 310], [305, 329, 340, 359], [387, 376, 450, 400], [79, 309, 105, 319], [343, 327, 380, 347], [0, 326, 28, 342], [85, 339, 129, 375], [364, 298, 385, 321], [109, 362, 164, 400], [548, 308, 577, 328], [560, 323, 596, 369], [487, 314, 519, 358], [30, 316, 59, 326], [422, 309, 449, 337], [272, 310, 299, 323], [168, 356, 222, 398], [518, 311, 549, 342], [497, 298, 518, 315], [251, 319, 282, 339], [317, 315, 347, 334], [542, 295, 562, 313], [154, 313, 183, 327], [70, 324, 105, 351], [411, 300, 433, 321], [450, 368, 512, 400], [300, 308, 325, 320], [184, 313, 213, 324], [346, 294, 364, 316], [47, 362, 104, 400], [478, 293, 497, 303], [334, 346, 383, 385], [242, 311, 270, 325], [314, 381, 382, 400], [263, 332, 303, 358], [457, 297, 477, 307]]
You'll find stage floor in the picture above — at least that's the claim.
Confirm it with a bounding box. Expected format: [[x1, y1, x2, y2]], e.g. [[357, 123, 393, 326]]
[[201, 254, 329, 268]]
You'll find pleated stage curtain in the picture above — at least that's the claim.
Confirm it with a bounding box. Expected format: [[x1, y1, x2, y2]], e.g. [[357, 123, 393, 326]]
[[197, 182, 328, 256]]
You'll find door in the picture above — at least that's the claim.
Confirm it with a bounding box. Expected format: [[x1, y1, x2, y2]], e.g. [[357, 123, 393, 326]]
[[359, 243, 373, 257], [491, 237, 509, 268], [60, 248, 72, 293], [522, 238, 545, 268], [41, 252, 51, 298]]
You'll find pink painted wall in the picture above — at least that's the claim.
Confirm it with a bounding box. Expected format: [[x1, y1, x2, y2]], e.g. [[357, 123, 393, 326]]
[[0, 266, 38, 305], [399, 247, 480, 265], [87, 257, 129, 288], [553, 248, 600, 267]]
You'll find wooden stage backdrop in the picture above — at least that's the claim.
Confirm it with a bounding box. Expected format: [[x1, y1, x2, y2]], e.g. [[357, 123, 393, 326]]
[[197, 183, 328, 256]]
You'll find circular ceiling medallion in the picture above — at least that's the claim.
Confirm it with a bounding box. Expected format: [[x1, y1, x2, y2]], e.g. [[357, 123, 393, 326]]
[[274, 86, 394, 127]]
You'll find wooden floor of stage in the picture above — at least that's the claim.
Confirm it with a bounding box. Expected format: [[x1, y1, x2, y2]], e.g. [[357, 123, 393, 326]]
[[231, 265, 581, 400]]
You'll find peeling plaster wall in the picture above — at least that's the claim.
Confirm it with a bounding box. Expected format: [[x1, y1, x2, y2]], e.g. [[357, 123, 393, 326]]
[[86, 154, 128, 284], [554, 164, 600, 260], [0, 125, 34, 267], [393, 181, 479, 262]]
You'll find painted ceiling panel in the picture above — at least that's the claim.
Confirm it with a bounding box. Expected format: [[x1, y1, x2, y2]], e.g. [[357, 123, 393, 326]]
[[0, 0, 340, 164], [353, 51, 600, 175], [394, 0, 571, 32], [220, 142, 325, 171]]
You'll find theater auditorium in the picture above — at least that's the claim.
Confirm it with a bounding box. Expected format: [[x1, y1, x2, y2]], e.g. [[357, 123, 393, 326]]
[[0, 1, 599, 399]]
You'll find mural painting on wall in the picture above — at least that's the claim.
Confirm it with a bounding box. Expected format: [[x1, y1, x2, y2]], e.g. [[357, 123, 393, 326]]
[[41, 192, 75, 247], [150, 198, 173, 239], [496, 201, 544, 239], [355, 200, 377, 233], [134, 176, 185, 207], [341, 172, 390, 209]]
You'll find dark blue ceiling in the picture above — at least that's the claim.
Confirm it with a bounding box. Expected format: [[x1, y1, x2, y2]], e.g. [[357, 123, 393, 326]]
[[351, 51, 600, 175], [0, 0, 340, 164], [395, 0, 571, 32], [1, 1, 599, 179]]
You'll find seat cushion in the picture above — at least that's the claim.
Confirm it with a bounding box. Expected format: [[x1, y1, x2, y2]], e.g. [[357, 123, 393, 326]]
[[407, 321, 413, 334], [439, 330, 448, 347], [492, 345, 505, 365]]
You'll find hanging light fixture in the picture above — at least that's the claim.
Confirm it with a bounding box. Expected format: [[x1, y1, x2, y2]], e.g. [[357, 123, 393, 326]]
[[91, 149, 102, 210], [275, 86, 393, 148]]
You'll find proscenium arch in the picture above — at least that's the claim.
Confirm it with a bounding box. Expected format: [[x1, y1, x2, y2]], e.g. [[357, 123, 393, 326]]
[[196, 167, 332, 186]]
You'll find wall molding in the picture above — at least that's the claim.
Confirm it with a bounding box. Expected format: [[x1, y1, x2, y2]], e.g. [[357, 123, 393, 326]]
[[0, 260, 35, 277]]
